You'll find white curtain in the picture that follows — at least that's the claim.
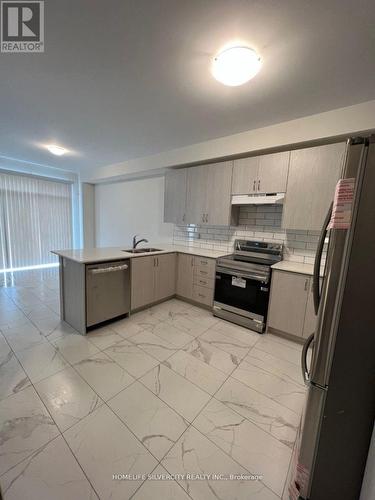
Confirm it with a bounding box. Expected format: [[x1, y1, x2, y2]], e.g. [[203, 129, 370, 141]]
[[0, 171, 73, 271]]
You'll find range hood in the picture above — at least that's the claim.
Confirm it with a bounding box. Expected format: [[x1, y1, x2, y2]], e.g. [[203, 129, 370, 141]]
[[231, 193, 285, 205]]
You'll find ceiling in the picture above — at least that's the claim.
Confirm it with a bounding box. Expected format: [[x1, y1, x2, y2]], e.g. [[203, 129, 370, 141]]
[[1, 0, 375, 173]]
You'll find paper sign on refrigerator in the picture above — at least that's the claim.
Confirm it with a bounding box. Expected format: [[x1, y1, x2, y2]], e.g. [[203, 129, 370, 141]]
[[328, 178, 355, 229]]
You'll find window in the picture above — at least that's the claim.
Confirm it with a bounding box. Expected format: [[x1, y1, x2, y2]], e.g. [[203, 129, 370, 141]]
[[0, 171, 73, 272]]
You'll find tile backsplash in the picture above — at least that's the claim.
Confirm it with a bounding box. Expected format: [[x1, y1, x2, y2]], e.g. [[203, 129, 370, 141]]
[[173, 205, 326, 265]]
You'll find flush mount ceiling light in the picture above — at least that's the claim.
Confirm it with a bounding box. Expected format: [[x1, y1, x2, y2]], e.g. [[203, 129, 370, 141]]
[[45, 144, 67, 156], [212, 46, 262, 86]]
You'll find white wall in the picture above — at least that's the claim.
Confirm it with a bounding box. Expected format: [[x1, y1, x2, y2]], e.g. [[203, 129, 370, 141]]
[[83, 99, 375, 183], [95, 176, 173, 247], [81, 183, 95, 248]]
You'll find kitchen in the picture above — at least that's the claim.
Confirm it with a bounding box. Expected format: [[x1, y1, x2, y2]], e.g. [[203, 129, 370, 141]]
[[0, 2, 374, 500]]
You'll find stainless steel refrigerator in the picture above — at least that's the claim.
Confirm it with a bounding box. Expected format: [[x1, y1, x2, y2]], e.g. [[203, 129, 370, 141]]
[[287, 137, 375, 500]]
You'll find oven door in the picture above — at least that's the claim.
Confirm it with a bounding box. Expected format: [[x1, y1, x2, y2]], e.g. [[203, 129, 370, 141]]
[[214, 266, 270, 324]]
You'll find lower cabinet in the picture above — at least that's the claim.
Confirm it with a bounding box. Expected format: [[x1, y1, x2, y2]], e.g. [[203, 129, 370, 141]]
[[267, 270, 317, 339], [176, 253, 194, 299], [176, 254, 215, 307], [131, 253, 176, 310]]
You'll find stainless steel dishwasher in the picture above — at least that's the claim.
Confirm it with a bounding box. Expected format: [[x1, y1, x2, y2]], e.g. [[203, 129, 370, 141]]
[[86, 260, 130, 327]]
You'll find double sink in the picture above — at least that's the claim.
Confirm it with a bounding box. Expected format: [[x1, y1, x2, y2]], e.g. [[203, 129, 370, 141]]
[[123, 248, 162, 254]]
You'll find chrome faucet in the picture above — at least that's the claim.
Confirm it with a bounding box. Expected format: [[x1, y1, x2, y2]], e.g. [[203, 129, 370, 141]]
[[132, 235, 149, 249]]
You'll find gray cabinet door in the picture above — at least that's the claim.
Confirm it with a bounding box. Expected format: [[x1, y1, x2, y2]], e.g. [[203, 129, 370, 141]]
[[231, 157, 259, 194], [154, 253, 176, 301], [176, 253, 194, 299], [206, 161, 233, 225], [164, 169, 187, 224], [131, 256, 155, 310], [267, 270, 309, 337], [257, 151, 290, 193], [282, 143, 346, 230], [186, 165, 209, 224]]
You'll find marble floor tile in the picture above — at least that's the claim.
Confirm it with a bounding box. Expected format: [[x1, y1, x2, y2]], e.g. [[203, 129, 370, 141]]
[[194, 398, 291, 497], [0, 386, 59, 475], [17, 342, 69, 383], [164, 349, 227, 395], [86, 325, 125, 350], [74, 352, 134, 401], [132, 464, 190, 500], [30, 315, 62, 336], [183, 338, 242, 374], [45, 321, 81, 342], [128, 308, 166, 330], [215, 377, 300, 448], [2, 323, 47, 352], [110, 315, 147, 339], [64, 405, 158, 500], [27, 304, 58, 321], [162, 426, 279, 500], [232, 360, 306, 414], [244, 347, 304, 387], [0, 331, 11, 357], [212, 320, 260, 347], [255, 336, 302, 366], [148, 322, 195, 349], [52, 334, 100, 365], [0, 436, 98, 500], [108, 381, 188, 460], [35, 367, 103, 432], [264, 333, 303, 352], [140, 364, 210, 422], [105, 339, 159, 378], [129, 330, 178, 361], [0, 349, 31, 400], [199, 329, 251, 359], [162, 309, 213, 337], [150, 299, 192, 319]]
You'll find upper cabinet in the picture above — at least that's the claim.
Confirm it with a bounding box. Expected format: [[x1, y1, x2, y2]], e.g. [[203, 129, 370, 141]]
[[186, 161, 234, 226], [231, 157, 258, 194], [282, 143, 346, 231], [231, 151, 290, 195], [164, 168, 187, 224], [185, 165, 209, 225]]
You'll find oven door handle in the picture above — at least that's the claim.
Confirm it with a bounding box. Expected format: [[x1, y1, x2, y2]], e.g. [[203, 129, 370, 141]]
[[216, 266, 269, 283]]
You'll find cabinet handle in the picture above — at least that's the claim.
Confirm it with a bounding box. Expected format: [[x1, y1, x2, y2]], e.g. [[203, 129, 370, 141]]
[[253, 180, 256, 191], [182, 214, 185, 222], [206, 213, 208, 223], [258, 180, 260, 191], [191, 258, 194, 267], [201, 213, 205, 223], [304, 278, 309, 291], [90, 264, 128, 274]]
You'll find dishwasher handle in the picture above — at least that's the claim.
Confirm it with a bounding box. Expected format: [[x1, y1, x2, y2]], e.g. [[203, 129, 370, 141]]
[[90, 264, 128, 274]]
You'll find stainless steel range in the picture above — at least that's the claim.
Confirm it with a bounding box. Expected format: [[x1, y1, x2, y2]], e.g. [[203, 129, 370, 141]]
[[213, 239, 283, 333]]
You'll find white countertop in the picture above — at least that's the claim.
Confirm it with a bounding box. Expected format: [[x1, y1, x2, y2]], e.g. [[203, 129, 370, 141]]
[[271, 260, 323, 276], [52, 244, 227, 264]]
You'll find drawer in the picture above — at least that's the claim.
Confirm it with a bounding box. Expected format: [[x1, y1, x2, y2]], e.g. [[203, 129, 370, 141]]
[[194, 267, 215, 280], [193, 256, 216, 274], [193, 274, 215, 289], [192, 284, 213, 307]]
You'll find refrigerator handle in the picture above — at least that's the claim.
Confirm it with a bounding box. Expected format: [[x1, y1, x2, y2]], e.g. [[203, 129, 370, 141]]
[[301, 333, 315, 384], [313, 201, 332, 314]]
